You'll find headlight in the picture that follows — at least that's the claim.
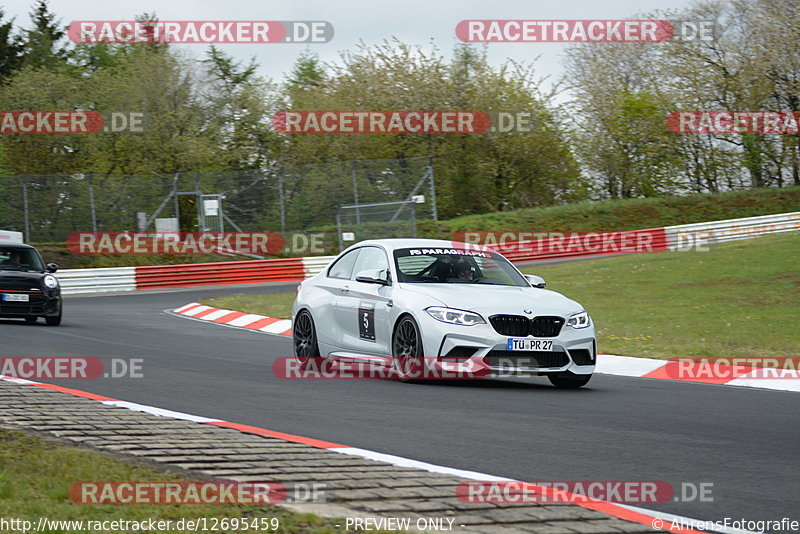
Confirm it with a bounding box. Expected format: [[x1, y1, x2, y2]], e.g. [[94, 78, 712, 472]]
[[43, 275, 59, 288], [425, 307, 485, 326], [567, 311, 591, 329]]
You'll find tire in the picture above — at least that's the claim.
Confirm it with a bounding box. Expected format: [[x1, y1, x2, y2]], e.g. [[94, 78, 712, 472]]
[[293, 310, 320, 367], [548, 372, 591, 389], [392, 316, 424, 381], [25, 316, 38, 324], [45, 308, 61, 326]]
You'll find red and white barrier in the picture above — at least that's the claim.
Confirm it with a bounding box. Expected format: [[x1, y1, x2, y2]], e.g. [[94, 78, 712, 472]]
[[56, 211, 799, 294]]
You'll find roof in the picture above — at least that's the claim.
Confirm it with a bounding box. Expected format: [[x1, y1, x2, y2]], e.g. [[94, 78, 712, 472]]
[[347, 238, 489, 252]]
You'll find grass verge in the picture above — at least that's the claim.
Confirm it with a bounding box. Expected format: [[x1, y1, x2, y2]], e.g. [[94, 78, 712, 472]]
[[200, 233, 800, 361], [201, 292, 297, 320], [0, 428, 354, 533]]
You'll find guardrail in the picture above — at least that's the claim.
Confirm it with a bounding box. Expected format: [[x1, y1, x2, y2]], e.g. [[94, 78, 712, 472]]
[[54, 211, 799, 294], [56, 267, 136, 295]]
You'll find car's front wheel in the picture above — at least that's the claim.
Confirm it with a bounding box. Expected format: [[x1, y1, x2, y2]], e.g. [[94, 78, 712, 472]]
[[45, 309, 61, 326], [293, 310, 320, 367], [548, 372, 592, 389], [392, 316, 424, 381]]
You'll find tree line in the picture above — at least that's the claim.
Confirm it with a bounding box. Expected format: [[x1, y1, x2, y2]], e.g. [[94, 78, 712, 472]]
[[0, 0, 796, 223]]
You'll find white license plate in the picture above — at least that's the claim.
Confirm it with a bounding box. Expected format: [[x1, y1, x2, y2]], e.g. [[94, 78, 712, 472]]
[[2, 293, 29, 302], [507, 338, 553, 351]]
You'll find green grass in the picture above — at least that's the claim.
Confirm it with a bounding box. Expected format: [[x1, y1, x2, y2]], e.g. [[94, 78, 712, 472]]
[[203, 233, 800, 361], [418, 185, 800, 239], [520, 233, 800, 359], [202, 292, 298, 320], [0, 429, 359, 533]]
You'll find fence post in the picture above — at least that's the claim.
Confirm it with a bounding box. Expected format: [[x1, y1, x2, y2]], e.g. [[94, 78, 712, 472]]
[[352, 160, 360, 224], [428, 156, 438, 221], [88, 174, 97, 232], [278, 169, 286, 233], [336, 211, 343, 252], [22, 175, 30, 242]]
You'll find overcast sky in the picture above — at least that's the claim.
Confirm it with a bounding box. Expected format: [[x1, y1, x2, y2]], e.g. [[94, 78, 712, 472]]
[[2, 0, 695, 93]]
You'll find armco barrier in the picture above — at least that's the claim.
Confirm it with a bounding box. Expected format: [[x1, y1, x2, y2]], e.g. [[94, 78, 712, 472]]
[[134, 258, 306, 290], [53, 211, 799, 294], [664, 211, 800, 249], [56, 267, 136, 295]]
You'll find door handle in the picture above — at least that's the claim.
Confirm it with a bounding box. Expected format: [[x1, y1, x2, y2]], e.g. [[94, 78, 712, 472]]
[[341, 285, 350, 294]]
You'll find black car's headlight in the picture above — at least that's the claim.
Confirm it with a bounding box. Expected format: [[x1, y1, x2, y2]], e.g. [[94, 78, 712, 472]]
[[567, 311, 591, 329], [425, 307, 485, 326], [43, 274, 59, 289]]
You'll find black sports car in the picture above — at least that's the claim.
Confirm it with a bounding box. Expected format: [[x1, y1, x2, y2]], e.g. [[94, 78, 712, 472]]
[[0, 244, 62, 325]]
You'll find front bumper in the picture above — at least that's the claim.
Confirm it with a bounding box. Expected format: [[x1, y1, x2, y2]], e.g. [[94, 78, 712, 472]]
[[418, 314, 596, 378], [0, 289, 61, 318]]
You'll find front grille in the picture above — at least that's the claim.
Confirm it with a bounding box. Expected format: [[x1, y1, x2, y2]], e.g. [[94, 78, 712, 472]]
[[489, 314, 565, 337], [531, 316, 565, 337], [0, 293, 47, 315], [0, 305, 44, 314], [569, 349, 594, 366], [484, 350, 569, 369], [489, 315, 531, 336]]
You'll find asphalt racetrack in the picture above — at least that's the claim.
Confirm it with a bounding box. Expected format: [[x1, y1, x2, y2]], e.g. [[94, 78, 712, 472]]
[[3, 284, 798, 526]]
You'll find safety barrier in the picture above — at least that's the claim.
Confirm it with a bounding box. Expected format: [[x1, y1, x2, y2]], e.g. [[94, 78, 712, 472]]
[[53, 211, 799, 294], [134, 258, 306, 290], [56, 267, 136, 295]]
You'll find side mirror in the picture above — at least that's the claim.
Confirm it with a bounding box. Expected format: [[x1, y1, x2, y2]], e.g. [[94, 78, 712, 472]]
[[355, 268, 390, 285], [46, 263, 59, 273], [523, 274, 546, 288]]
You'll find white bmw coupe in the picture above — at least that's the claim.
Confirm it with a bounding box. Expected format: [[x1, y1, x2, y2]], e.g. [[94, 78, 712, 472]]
[[292, 239, 596, 388]]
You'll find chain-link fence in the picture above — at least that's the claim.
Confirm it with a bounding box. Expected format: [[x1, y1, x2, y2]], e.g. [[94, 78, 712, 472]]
[[336, 200, 418, 250], [0, 156, 436, 244]]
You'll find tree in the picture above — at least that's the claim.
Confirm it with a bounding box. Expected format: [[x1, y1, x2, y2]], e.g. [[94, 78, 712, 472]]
[[20, 0, 69, 71]]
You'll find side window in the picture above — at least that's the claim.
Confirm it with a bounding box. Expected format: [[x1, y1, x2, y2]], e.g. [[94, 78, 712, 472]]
[[328, 249, 361, 279], [350, 247, 389, 280]]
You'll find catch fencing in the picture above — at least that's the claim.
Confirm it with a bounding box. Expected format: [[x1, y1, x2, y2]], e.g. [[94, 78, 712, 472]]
[[0, 156, 437, 242]]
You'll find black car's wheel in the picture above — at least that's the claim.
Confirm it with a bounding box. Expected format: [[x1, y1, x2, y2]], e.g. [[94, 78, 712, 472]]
[[392, 316, 424, 381], [548, 372, 591, 389], [293, 310, 320, 366], [45, 308, 61, 326], [25, 316, 38, 324]]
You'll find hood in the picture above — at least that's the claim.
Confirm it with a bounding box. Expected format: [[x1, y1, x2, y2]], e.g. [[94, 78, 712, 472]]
[[397, 283, 582, 317], [0, 270, 46, 290]]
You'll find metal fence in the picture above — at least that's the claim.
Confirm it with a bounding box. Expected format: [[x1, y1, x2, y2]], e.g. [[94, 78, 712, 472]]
[[0, 156, 437, 243]]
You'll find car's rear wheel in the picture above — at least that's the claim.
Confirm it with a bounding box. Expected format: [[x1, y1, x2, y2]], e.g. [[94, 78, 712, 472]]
[[548, 372, 591, 389], [293, 310, 320, 367], [25, 316, 38, 324], [392, 316, 424, 381]]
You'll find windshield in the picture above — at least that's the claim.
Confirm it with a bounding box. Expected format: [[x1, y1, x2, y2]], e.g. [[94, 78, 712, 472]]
[[0, 247, 45, 272], [393, 247, 528, 287]]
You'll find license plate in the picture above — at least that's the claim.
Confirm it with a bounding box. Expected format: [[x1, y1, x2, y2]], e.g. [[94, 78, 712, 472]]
[[2, 293, 29, 302], [507, 338, 553, 351]]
